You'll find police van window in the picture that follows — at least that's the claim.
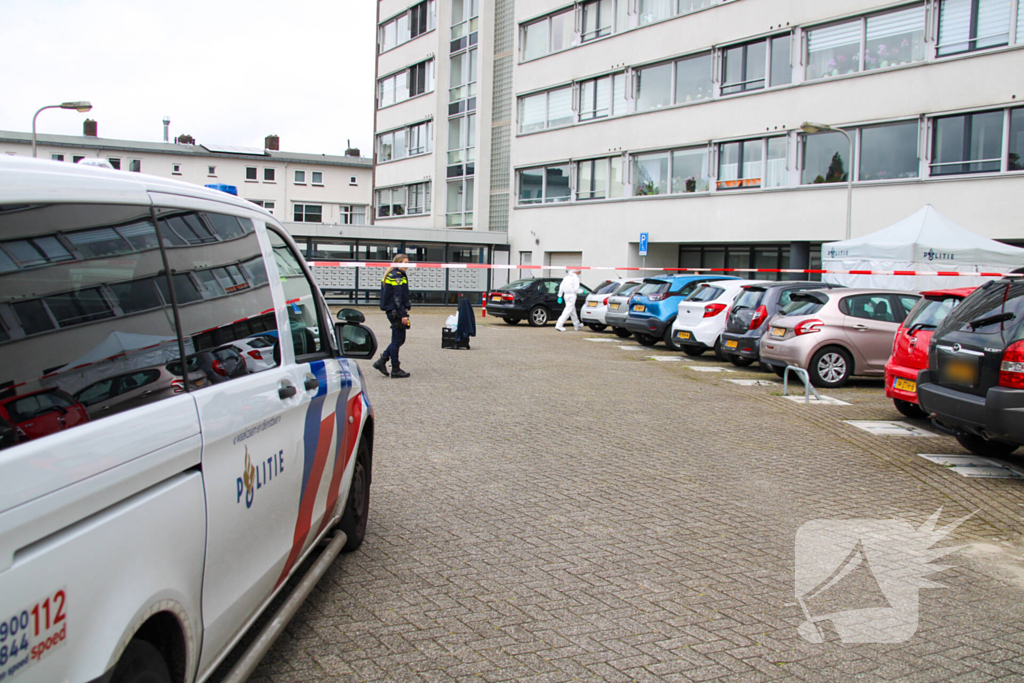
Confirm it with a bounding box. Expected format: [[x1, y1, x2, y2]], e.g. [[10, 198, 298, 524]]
[[267, 230, 325, 357], [154, 209, 280, 382], [0, 203, 186, 443]]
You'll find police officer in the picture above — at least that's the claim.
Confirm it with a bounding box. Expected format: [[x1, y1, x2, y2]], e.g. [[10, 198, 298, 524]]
[[373, 254, 412, 378]]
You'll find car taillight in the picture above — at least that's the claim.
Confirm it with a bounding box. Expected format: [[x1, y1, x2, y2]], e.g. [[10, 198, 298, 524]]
[[212, 359, 228, 376], [794, 319, 824, 336], [704, 303, 727, 317], [503, 292, 514, 301], [602, 297, 609, 305], [171, 379, 185, 394], [248, 350, 263, 360], [749, 305, 768, 330], [648, 293, 666, 301], [999, 340, 1024, 389]]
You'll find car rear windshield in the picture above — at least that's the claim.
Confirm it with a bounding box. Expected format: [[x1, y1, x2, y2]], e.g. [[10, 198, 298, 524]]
[[614, 282, 642, 296], [5, 391, 73, 422], [501, 279, 535, 290], [780, 292, 827, 317], [939, 280, 1024, 336], [637, 280, 670, 296], [732, 287, 766, 310], [594, 280, 621, 295], [166, 356, 202, 376], [904, 296, 962, 330], [685, 286, 725, 302]]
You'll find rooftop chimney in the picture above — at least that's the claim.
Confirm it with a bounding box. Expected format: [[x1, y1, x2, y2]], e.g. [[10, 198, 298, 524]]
[[265, 134, 279, 151], [176, 134, 195, 145], [163, 117, 171, 143], [83, 119, 98, 137], [344, 139, 360, 157]]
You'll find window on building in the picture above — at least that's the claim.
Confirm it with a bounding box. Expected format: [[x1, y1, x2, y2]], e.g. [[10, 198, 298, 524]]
[[451, 0, 479, 49], [521, 9, 575, 61], [636, 63, 673, 111], [295, 170, 306, 184], [449, 48, 478, 107], [446, 178, 474, 226], [722, 35, 791, 94], [207, 166, 216, 176], [246, 166, 257, 180], [293, 204, 323, 222], [447, 114, 476, 176], [407, 120, 432, 155], [581, 0, 613, 41], [264, 168, 276, 182], [407, 182, 430, 215], [381, 0, 436, 52], [350, 176, 358, 185], [671, 147, 711, 193], [340, 205, 367, 225], [172, 164, 181, 174], [931, 111, 1004, 175], [249, 200, 276, 215], [637, 0, 716, 26], [517, 165, 571, 204], [519, 86, 573, 133], [73, 155, 84, 163], [377, 182, 430, 217], [128, 159, 141, 173], [937, 0, 1011, 56], [378, 59, 435, 107], [2, 236, 74, 267], [51, 154, 64, 162], [802, 131, 851, 184], [108, 158, 121, 170], [1010, 108, 1024, 171], [807, 5, 926, 80], [719, 139, 765, 189], [578, 73, 627, 121], [312, 171, 322, 185], [859, 121, 920, 180], [576, 157, 624, 200], [632, 152, 670, 195], [378, 121, 433, 161], [675, 52, 713, 103]]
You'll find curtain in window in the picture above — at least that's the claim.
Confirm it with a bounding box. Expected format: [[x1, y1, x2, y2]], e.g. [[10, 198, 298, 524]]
[[520, 94, 546, 133], [547, 87, 573, 127], [764, 138, 788, 188], [639, 0, 673, 25], [976, 0, 1012, 47], [580, 77, 612, 120], [806, 20, 861, 79], [1018, 2, 1024, 43], [865, 5, 926, 69], [633, 153, 669, 195]]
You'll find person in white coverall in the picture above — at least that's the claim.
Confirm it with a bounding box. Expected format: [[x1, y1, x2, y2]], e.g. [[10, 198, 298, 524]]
[[555, 269, 583, 331]]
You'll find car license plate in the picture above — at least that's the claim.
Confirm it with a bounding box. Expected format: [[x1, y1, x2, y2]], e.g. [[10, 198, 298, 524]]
[[675, 331, 691, 340], [491, 295, 502, 302], [610, 303, 619, 310], [633, 305, 646, 312], [771, 327, 786, 337], [894, 377, 917, 392], [941, 358, 978, 385], [725, 340, 738, 348], [587, 301, 598, 307]]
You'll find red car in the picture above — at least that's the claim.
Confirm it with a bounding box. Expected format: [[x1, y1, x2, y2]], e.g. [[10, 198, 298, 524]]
[[884, 288, 976, 418], [0, 388, 89, 441]]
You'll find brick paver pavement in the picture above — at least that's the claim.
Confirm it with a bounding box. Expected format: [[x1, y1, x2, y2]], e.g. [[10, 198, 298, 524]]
[[242, 309, 1024, 683]]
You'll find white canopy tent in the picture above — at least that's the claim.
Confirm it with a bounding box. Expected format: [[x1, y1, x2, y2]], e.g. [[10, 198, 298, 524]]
[[822, 205, 1024, 291]]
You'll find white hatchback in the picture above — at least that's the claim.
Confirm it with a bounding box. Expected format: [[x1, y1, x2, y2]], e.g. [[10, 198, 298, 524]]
[[671, 280, 774, 359], [580, 278, 639, 331]]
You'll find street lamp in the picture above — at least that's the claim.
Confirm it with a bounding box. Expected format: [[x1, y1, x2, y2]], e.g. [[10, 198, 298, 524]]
[[32, 101, 93, 158], [801, 121, 854, 240]]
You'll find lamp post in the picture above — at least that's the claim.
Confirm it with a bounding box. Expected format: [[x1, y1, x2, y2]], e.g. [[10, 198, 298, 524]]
[[32, 101, 93, 158], [801, 121, 853, 240]]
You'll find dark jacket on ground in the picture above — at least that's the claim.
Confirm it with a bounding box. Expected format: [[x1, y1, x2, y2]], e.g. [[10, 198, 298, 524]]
[[456, 298, 476, 343], [380, 268, 411, 318]]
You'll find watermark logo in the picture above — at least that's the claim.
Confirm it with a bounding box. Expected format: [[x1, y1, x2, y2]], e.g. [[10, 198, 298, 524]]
[[794, 509, 972, 643]]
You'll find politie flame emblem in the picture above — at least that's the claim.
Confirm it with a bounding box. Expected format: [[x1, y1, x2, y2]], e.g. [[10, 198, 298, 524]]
[[241, 447, 256, 508], [236, 445, 285, 509]]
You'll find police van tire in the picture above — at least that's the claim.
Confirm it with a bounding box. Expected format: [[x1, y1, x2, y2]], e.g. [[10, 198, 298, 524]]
[[528, 306, 549, 326], [340, 437, 371, 552], [503, 318, 521, 325], [110, 640, 172, 683]]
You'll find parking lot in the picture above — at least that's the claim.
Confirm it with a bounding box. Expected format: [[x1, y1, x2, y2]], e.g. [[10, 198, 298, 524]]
[[246, 308, 1024, 683]]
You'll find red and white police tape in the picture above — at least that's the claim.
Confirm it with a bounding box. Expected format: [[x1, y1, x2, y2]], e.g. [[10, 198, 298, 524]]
[[309, 261, 1018, 278]]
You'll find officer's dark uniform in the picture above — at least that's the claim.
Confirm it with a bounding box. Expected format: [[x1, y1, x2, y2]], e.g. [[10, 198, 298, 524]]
[[374, 267, 411, 377]]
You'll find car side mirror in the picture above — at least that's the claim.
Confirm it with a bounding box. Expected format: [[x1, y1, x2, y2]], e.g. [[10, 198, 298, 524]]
[[337, 308, 365, 324], [335, 323, 378, 359]]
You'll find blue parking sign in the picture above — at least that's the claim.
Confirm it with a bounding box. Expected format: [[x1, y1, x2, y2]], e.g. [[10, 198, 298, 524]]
[[639, 232, 649, 256]]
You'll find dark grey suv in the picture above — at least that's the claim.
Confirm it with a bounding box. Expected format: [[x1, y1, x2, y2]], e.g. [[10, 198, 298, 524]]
[[721, 281, 842, 367], [918, 277, 1024, 458]]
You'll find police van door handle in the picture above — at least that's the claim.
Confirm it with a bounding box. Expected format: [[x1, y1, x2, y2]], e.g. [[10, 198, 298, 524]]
[[278, 382, 297, 400], [304, 377, 320, 391]]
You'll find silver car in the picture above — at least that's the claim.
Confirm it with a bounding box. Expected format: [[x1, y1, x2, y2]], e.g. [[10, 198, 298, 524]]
[[581, 278, 640, 331], [603, 279, 645, 338]]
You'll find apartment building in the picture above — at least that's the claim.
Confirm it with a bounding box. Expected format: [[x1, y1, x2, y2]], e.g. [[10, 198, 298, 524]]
[[509, 0, 1024, 276]]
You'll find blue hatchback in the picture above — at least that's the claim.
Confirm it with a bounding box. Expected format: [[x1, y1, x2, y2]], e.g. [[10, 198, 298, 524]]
[[624, 275, 738, 347]]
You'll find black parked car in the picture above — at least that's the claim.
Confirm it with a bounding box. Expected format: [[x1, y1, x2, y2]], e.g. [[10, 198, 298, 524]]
[[721, 281, 842, 367], [487, 278, 593, 326], [917, 276, 1024, 458]]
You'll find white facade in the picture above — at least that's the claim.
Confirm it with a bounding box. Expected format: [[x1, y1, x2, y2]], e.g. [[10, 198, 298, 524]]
[[508, 0, 1024, 278], [0, 131, 373, 231]]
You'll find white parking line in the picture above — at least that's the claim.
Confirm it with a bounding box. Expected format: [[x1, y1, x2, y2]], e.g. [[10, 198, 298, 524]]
[[918, 454, 1023, 478], [584, 338, 618, 343], [618, 346, 647, 351], [783, 395, 851, 406], [727, 379, 779, 386], [647, 356, 689, 362], [845, 421, 939, 437], [686, 366, 737, 373]]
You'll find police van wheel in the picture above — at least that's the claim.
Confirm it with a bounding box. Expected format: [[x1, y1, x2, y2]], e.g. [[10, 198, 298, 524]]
[[110, 640, 171, 683], [340, 438, 371, 552]]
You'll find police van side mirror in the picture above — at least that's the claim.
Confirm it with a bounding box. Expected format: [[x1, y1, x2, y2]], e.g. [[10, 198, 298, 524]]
[[337, 308, 365, 324], [335, 323, 377, 359]]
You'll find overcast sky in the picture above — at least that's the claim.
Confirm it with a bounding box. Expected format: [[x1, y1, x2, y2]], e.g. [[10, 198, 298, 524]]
[[0, 0, 377, 156]]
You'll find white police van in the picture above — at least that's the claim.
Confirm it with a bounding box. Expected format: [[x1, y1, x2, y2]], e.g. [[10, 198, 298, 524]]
[[0, 157, 378, 683]]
